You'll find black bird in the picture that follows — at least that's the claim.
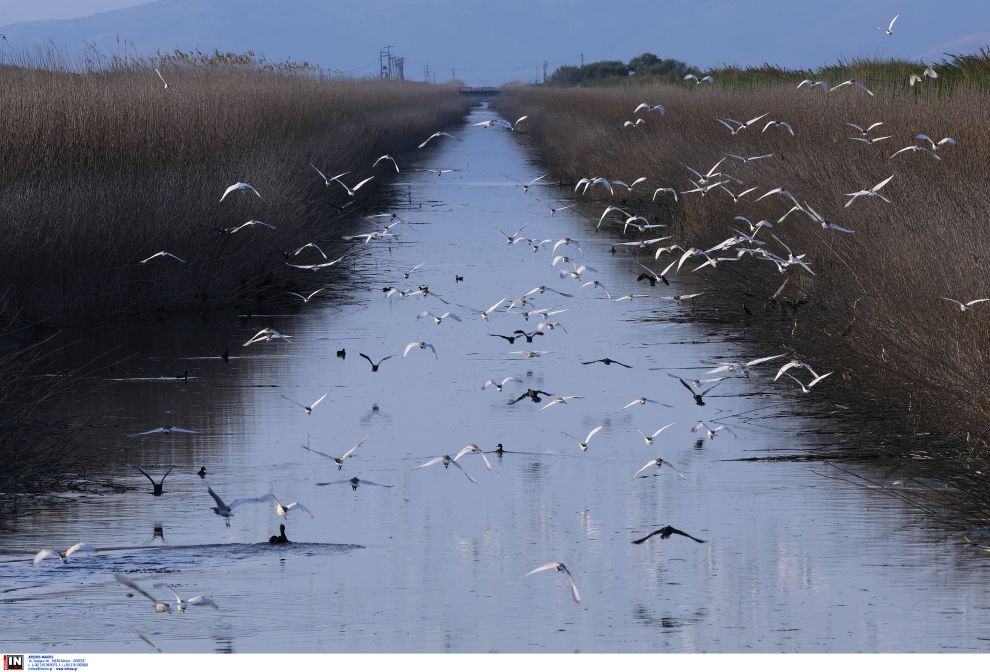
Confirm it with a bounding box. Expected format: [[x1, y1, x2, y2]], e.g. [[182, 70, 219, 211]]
[[382, 286, 393, 293], [176, 370, 189, 383], [221, 350, 230, 363], [494, 443, 505, 454], [134, 465, 173, 496], [676, 377, 722, 406], [508, 388, 554, 405], [632, 525, 706, 545], [268, 524, 290, 545], [513, 329, 544, 343], [455, 275, 464, 283], [360, 353, 393, 372], [489, 333, 520, 344], [583, 357, 632, 368], [197, 466, 206, 479], [336, 348, 346, 359]]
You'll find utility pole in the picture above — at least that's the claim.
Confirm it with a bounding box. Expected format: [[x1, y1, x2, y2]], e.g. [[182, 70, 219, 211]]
[[451, 67, 455, 80], [380, 45, 394, 79], [424, 63, 430, 83], [395, 56, 405, 80], [543, 60, 548, 84], [580, 52, 584, 67]]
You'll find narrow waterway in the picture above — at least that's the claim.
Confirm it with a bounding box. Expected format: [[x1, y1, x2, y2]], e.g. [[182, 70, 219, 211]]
[[1, 102, 988, 653]]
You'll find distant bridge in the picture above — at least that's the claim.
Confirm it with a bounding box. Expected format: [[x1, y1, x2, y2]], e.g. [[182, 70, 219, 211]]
[[459, 86, 501, 97]]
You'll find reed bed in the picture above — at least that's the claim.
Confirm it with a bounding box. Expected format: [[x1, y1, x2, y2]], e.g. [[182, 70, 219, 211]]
[[0, 56, 470, 324], [495, 80, 990, 457]]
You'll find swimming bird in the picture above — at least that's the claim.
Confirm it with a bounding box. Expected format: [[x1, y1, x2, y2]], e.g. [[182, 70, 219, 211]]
[[206, 484, 262, 523], [373, 155, 400, 173], [831, 79, 874, 96], [412, 454, 477, 483], [286, 288, 324, 304], [524, 562, 581, 603], [197, 466, 207, 478], [942, 297, 990, 312], [113, 573, 171, 613], [632, 456, 688, 479], [140, 251, 185, 264], [482, 377, 516, 392], [134, 465, 174, 496], [637, 422, 676, 446], [632, 525, 706, 545], [617, 396, 671, 413], [129, 426, 203, 437], [259, 493, 314, 520], [583, 358, 631, 368], [33, 543, 96, 566], [333, 175, 374, 197], [418, 131, 460, 148], [359, 353, 393, 372], [280, 392, 328, 414], [454, 443, 493, 471], [539, 395, 583, 412], [785, 372, 834, 393], [302, 435, 368, 470], [268, 524, 289, 544], [561, 425, 603, 452], [403, 341, 438, 359], [219, 182, 261, 202], [880, 13, 898, 35], [152, 583, 219, 612], [844, 174, 894, 207], [675, 377, 723, 406]]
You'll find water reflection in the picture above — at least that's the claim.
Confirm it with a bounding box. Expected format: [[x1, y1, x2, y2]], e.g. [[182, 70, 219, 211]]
[[0, 102, 989, 653]]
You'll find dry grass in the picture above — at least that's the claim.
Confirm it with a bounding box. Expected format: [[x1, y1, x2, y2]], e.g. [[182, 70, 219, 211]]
[[0, 58, 469, 324], [495, 81, 990, 455]]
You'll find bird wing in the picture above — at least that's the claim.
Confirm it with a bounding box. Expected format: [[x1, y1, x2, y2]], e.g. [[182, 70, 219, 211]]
[[402, 342, 419, 358], [424, 343, 438, 359], [228, 497, 261, 509], [699, 381, 723, 397], [309, 393, 328, 409], [631, 529, 662, 544], [669, 527, 707, 543], [564, 570, 581, 603], [632, 460, 658, 479], [341, 435, 369, 460], [286, 502, 314, 518], [412, 456, 445, 471], [774, 361, 799, 381], [152, 583, 183, 602], [585, 425, 603, 444], [872, 174, 895, 192], [280, 394, 306, 410], [651, 422, 676, 438], [447, 458, 477, 483], [113, 573, 160, 604], [746, 354, 786, 367], [888, 14, 898, 31], [523, 563, 559, 577], [301, 443, 336, 460], [64, 542, 96, 558], [352, 176, 375, 192], [133, 465, 157, 486], [33, 549, 59, 565]]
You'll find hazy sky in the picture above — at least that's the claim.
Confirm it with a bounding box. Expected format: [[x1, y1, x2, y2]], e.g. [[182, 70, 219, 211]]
[[1, 1, 987, 84]]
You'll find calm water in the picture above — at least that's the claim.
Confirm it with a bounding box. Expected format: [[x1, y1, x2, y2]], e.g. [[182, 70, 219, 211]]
[[1, 103, 989, 653]]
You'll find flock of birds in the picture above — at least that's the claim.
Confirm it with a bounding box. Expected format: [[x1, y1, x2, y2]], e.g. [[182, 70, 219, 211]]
[[23, 12, 985, 647]]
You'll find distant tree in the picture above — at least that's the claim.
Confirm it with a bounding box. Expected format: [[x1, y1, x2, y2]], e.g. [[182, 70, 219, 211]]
[[547, 53, 693, 86]]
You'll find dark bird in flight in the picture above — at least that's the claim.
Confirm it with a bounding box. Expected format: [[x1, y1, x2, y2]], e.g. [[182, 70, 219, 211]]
[[513, 329, 544, 343], [583, 357, 632, 368], [490, 333, 521, 344], [632, 525, 707, 545], [676, 377, 723, 406], [134, 465, 174, 497], [360, 353, 393, 372], [508, 388, 554, 405]]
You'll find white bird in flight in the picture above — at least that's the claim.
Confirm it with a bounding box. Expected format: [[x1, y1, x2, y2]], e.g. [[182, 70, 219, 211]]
[[482, 377, 516, 392], [880, 14, 899, 35], [280, 392, 328, 414], [333, 175, 375, 197], [129, 426, 203, 437], [418, 131, 461, 148], [154, 68, 169, 89], [561, 425, 603, 452], [523, 562, 581, 603], [373, 155, 400, 173], [617, 396, 672, 413], [403, 341, 439, 359], [286, 288, 325, 304], [637, 422, 676, 446], [941, 297, 990, 312], [206, 484, 262, 522], [113, 573, 171, 613], [784, 372, 834, 394], [539, 395, 583, 412], [310, 164, 350, 187], [915, 134, 956, 151], [684, 73, 715, 85], [140, 251, 185, 264], [219, 182, 261, 203], [454, 443, 492, 471], [844, 174, 894, 208], [302, 435, 369, 470], [33, 543, 96, 566], [286, 256, 345, 272], [831, 79, 874, 96], [412, 453, 477, 483], [259, 493, 314, 520], [243, 327, 292, 346], [152, 583, 219, 612], [632, 456, 688, 480]]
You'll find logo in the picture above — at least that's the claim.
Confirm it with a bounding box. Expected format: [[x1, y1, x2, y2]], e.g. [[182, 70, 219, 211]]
[[3, 655, 24, 670]]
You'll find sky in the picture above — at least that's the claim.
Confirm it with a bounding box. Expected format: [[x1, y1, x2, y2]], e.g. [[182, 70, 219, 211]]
[[0, 0, 987, 85]]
